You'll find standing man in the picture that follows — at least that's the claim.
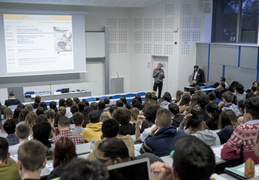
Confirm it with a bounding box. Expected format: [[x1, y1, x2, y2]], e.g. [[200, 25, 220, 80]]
[[153, 63, 165, 99], [192, 65, 206, 86]]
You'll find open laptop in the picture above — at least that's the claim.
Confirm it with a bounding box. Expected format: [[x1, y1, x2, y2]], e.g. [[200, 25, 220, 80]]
[[61, 88, 69, 93], [107, 158, 151, 180]]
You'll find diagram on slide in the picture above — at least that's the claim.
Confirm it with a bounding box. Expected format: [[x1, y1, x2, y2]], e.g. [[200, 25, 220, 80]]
[[53, 26, 73, 52]]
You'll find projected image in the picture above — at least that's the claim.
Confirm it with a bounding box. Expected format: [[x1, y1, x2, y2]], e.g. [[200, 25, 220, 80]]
[[4, 14, 74, 73], [53, 26, 73, 52]]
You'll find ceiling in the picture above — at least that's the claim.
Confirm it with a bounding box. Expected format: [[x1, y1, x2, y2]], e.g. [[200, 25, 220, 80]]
[[0, 0, 167, 8]]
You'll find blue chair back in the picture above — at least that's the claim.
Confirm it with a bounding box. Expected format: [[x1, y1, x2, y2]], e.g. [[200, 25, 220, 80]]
[[137, 92, 146, 96], [56, 89, 62, 92], [85, 97, 96, 102], [112, 94, 122, 99], [99, 96, 110, 100], [125, 93, 134, 98]]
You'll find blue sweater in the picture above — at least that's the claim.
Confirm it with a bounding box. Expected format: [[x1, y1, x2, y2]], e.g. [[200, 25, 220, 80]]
[[140, 126, 185, 157]]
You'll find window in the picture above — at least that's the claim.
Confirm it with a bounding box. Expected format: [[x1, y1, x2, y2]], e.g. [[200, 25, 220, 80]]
[[212, 0, 259, 43]]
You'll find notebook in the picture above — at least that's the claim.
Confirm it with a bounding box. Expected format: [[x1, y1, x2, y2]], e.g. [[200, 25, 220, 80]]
[[107, 158, 150, 180]]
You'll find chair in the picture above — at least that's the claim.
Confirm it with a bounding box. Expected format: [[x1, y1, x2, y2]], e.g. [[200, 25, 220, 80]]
[[137, 92, 146, 96], [111, 94, 122, 99], [56, 89, 62, 92], [85, 97, 96, 102], [125, 93, 134, 98], [99, 96, 110, 100]]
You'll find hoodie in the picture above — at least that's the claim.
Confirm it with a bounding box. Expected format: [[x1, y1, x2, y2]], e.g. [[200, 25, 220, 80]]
[[192, 129, 220, 146], [140, 126, 185, 157], [80, 122, 103, 143], [160, 101, 170, 109]]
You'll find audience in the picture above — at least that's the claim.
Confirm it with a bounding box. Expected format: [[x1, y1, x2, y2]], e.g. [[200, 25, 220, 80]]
[[151, 136, 215, 180], [205, 101, 221, 130], [87, 118, 135, 161], [169, 103, 184, 127], [217, 109, 239, 144], [220, 91, 242, 117], [135, 104, 160, 142], [48, 137, 77, 180], [17, 140, 46, 180], [140, 108, 185, 157], [0, 137, 20, 180], [5, 91, 21, 107], [33, 96, 41, 109], [81, 110, 102, 142], [9, 124, 30, 155], [112, 108, 135, 135], [221, 97, 259, 164], [51, 116, 84, 145], [60, 158, 109, 180], [71, 112, 84, 135], [185, 111, 220, 146], [3, 119, 19, 146], [235, 83, 246, 103]]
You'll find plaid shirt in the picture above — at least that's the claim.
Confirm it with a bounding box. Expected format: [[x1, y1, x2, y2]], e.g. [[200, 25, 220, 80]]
[[51, 130, 84, 145]]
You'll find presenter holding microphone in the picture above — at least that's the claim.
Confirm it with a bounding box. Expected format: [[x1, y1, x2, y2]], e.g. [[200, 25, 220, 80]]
[[153, 63, 165, 99]]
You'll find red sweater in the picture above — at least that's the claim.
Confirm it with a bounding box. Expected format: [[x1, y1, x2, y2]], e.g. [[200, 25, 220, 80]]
[[221, 120, 259, 164]]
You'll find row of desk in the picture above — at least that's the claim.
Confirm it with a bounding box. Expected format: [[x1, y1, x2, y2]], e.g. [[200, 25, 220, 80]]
[[40, 137, 248, 180]]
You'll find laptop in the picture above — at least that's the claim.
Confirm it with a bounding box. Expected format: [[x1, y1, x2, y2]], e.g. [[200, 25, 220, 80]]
[[107, 158, 151, 180], [61, 88, 69, 93]]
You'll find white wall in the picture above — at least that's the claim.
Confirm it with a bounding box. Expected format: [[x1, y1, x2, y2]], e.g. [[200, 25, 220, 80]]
[[0, 0, 208, 103]]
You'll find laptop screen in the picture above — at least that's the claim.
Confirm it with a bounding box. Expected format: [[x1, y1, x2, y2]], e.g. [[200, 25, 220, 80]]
[[107, 158, 150, 180], [61, 88, 69, 93]]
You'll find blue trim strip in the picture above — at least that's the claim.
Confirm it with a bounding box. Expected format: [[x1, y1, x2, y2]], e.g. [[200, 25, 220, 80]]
[[222, 65, 225, 77], [257, 47, 259, 81], [207, 44, 211, 82], [238, 46, 241, 67]]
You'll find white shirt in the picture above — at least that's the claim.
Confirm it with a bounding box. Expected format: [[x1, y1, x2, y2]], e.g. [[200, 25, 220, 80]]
[[140, 124, 156, 142]]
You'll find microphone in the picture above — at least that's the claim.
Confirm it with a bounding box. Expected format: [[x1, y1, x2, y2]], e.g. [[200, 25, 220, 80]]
[[116, 72, 119, 78]]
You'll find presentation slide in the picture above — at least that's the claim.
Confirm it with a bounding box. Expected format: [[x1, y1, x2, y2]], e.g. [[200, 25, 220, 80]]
[[4, 14, 74, 73]]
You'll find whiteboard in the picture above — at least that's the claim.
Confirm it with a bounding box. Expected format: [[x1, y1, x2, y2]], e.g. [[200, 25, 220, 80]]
[[85, 32, 105, 58]]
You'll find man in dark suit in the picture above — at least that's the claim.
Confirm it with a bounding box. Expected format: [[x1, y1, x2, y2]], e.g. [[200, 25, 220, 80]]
[[192, 65, 206, 86]]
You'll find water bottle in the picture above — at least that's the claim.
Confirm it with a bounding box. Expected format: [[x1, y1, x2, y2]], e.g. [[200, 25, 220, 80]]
[[90, 140, 95, 153]]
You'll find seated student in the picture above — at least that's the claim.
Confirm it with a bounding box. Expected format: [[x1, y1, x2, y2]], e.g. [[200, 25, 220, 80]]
[[205, 102, 221, 130], [215, 89, 223, 104], [52, 116, 84, 145], [168, 103, 184, 128], [0, 137, 20, 180], [113, 108, 135, 135], [81, 110, 102, 142], [217, 110, 239, 144], [221, 97, 259, 164], [160, 92, 172, 109], [135, 105, 160, 142], [17, 140, 47, 180], [87, 118, 135, 161], [220, 91, 242, 117], [207, 92, 216, 103], [140, 108, 185, 157], [71, 112, 84, 135], [33, 121, 54, 160], [5, 91, 21, 107], [95, 137, 163, 166], [3, 119, 19, 146], [60, 158, 109, 180], [9, 124, 30, 155], [235, 83, 246, 103], [178, 94, 191, 113], [69, 104, 79, 124], [150, 136, 215, 180], [47, 137, 77, 180], [186, 111, 220, 146], [33, 96, 41, 109]]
